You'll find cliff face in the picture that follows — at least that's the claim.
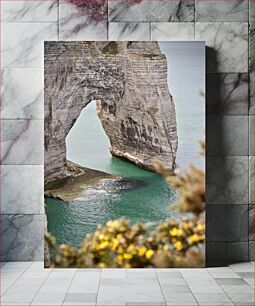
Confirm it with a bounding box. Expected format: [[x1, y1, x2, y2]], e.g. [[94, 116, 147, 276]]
[[44, 41, 178, 183]]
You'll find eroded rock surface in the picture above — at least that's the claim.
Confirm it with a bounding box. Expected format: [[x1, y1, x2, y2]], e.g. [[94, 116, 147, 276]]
[[44, 41, 177, 184]]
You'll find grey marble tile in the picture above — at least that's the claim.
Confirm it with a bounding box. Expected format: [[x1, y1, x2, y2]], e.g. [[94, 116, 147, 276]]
[[127, 303, 166, 306], [31, 291, 66, 305], [249, 70, 254, 115], [249, 156, 254, 205], [151, 22, 194, 41], [207, 267, 241, 278], [227, 292, 254, 305], [0, 214, 44, 261], [249, 241, 254, 261], [59, 1, 107, 40], [1, 68, 43, 119], [1, 0, 58, 22], [2, 22, 58, 68], [195, 0, 248, 22], [206, 156, 249, 204], [160, 284, 191, 294], [249, 24, 254, 72], [207, 116, 249, 156], [101, 268, 126, 279], [243, 277, 255, 289], [97, 283, 164, 304], [163, 293, 198, 305], [64, 293, 97, 303], [249, 26, 254, 114], [206, 73, 249, 116], [249, 204, 254, 241], [250, 0, 254, 21], [249, 116, 254, 155], [206, 242, 227, 266], [108, 22, 150, 41], [192, 293, 233, 305], [125, 286, 166, 303], [230, 262, 254, 272], [0, 119, 43, 165], [237, 272, 255, 279], [227, 242, 249, 263], [1, 165, 44, 214], [206, 205, 249, 242], [108, 0, 195, 22], [195, 22, 248, 73]]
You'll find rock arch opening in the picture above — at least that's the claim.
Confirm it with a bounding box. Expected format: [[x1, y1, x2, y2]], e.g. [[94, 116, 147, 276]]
[[66, 100, 111, 171]]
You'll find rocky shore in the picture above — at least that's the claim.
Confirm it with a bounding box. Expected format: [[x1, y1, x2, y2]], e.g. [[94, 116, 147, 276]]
[[44, 160, 146, 201], [44, 160, 119, 201]]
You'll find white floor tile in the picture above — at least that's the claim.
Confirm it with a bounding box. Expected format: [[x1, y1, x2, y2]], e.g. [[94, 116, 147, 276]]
[[101, 268, 126, 279], [230, 262, 254, 273], [164, 293, 198, 305], [181, 269, 212, 278], [194, 292, 234, 305], [31, 291, 66, 305]]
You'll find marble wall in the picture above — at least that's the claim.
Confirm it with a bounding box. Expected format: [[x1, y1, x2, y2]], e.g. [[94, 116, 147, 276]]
[[0, 0, 253, 264]]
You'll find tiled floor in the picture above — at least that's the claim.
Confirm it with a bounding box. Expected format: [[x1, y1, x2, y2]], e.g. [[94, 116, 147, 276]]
[[0, 262, 254, 305]]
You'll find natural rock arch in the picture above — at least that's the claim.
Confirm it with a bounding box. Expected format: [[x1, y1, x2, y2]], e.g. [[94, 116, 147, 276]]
[[44, 41, 178, 184]]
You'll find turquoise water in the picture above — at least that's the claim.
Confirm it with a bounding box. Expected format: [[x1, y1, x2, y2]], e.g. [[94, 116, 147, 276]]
[[45, 103, 177, 247], [45, 42, 205, 247]]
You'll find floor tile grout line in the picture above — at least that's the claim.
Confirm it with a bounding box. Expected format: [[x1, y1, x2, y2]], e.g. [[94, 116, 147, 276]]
[[154, 268, 167, 306], [179, 269, 201, 306], [95, 268, 102, 305], [1, 262, 33, 296], [29, 266, 53, 305], [61, 268, 78, 305]]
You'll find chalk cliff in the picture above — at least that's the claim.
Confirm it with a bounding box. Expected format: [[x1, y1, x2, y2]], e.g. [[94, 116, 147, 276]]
[[44, 41, 178, 184]]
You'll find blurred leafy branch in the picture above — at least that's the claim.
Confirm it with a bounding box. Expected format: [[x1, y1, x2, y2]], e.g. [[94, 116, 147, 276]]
[[45, 143, 205, 268]]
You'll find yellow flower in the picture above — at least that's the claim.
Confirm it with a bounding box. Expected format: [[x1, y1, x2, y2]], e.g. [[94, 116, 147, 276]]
[[189, 234, 200, 243], [169, 227, 178, 236], [174, 241, 183, 251], [98, 262, 106, 268], [127, 244, 134, 252], [138, 246, 147, 256], [124, 263, 131, 268], [145, 249, 154, 260], [106, 220, 113, 227], [123, 253, 133, 260], [196, 224, 205, 231], [163, 244, 169, 250], [103, 235, 110, 241], [116, 234, 123, 239], [184, 221, 193, 229], [112, 238, 119, 249], [117, 255, 123, 264], [117, 246, 124, 254], [99, 241, 109, 249], [177, 229, 184, 236]]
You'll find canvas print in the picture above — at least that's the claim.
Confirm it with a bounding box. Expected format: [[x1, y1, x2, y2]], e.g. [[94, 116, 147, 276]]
[[44, 41, 205, 268]]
